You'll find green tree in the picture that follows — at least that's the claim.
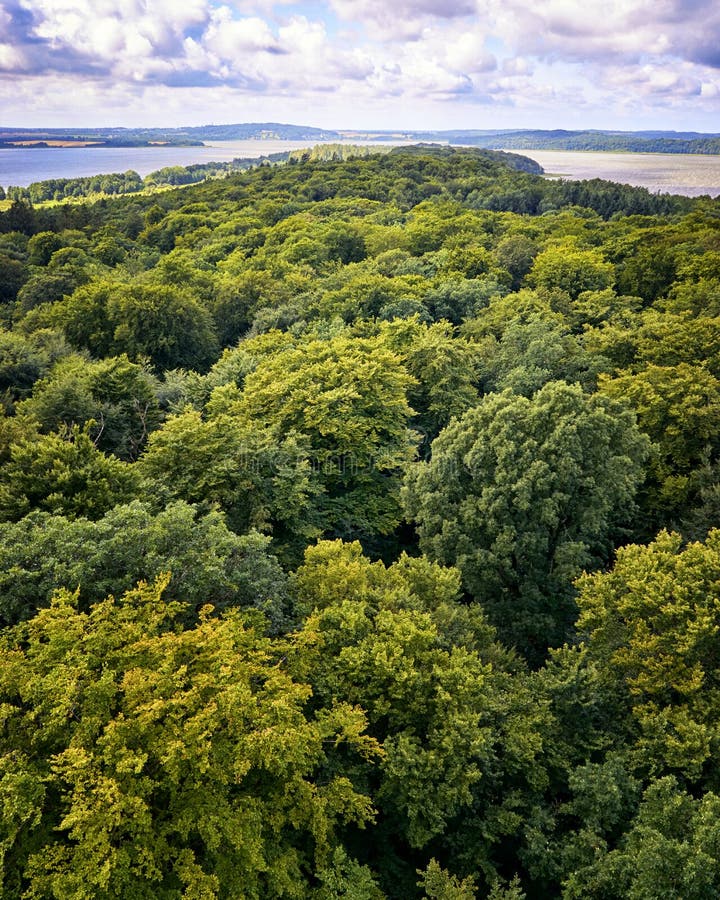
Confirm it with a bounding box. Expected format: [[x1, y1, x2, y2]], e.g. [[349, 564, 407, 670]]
[[373, 318, 480, 447], [418, 860, 478, 899], [563, 778, 720, 900], [493, 233, 538, 291], [598, 364, 720, 525], [0, 253, 27, 304], [232, 333, 416, 540], [528, 246, 614, 300], [475, 316, 603, 397], [0, 329, 54, 409], [26, 231, 64, 267], [290, 541, 547, 895], [136, 408, 321, 559], [0, 578, 378, 898], [0, 424, 139, 522], [107, 282, 219, 371], [614, 241, 676, 304], [403, 382, 649, 659], [19, 354, 161, 460], [42, 279, 219, 371], [576, 530, 720, 779], [0, 500, 290, 631]]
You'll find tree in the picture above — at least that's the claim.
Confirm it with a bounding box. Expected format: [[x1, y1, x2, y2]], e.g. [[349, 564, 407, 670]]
[[290, 540, 547, 894], [576, 530, 720, 779], [16, 271, 81, 313], [0, 500, 290, 631], [403, 382, 649, 659], [0, 424, 139, 522], [493, 233, 538, 291], [26, 231, 64, 267], [528, 246, 614, 300], [19, 354, 161, 460], [0, 578, 378, 898], [136, 408, 321, 559], [563, 778, 720, 899], [598, 364, 720, 525], [614, 241, 676, 304], [0, 253, 27, 304], [106, 282, 219, 371], [45, 279, 219, 372], [418, 860, 478, 899], [373, 319, 480, 448], [475, 316, 603, 397], [0, 329, 53, 409], [232, 333, 416, 540]]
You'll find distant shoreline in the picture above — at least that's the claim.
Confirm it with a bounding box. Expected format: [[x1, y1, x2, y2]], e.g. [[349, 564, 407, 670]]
[[3, 124, 720, 155], [0, 141, 205, 150]]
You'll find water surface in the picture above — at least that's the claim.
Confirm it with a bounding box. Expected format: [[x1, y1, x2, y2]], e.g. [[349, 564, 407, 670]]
[[514, 149, 720, 197]]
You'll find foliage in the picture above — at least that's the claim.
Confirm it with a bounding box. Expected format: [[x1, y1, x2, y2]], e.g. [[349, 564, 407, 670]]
[[0, 500, 290, 631], [576, 530, 720, 779], [528, 245, 614, 299], [403, 382, 650, 659], [0, 578, 378, 898], [598, 363, 720, 525], [18, 353, 161, 459], [0, 424, 139, 522], [136, 408, 321, 560], [230, 332, 417, 540], [562, 777, 720, 899], [1, 145, 720, 897], [290, 541, 548, 895]]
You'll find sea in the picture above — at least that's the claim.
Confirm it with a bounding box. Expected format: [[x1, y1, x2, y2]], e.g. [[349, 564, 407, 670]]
[[2, 141, 720, 198]]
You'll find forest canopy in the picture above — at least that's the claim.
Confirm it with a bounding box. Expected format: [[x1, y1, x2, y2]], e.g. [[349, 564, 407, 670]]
[[1, 145, 720, 898]]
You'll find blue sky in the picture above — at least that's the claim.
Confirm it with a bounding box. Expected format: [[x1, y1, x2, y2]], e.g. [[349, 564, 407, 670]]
[[1, 0, 719, 131]]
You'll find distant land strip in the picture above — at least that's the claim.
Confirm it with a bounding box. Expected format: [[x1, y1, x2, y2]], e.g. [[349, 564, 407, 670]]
[[3, 123, 720, 154]]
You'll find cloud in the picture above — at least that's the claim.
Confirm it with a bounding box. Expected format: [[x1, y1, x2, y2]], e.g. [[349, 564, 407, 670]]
[[203, 9, 283, 57], [606, 62, 703, 100], [0, 0, 718, 129], [493, 0, 720, 70], [328, 0, 476, 40]]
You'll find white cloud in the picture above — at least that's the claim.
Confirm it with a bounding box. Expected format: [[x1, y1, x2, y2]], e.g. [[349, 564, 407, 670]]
[[203, 8, 281, 57], [0, 43, 27, 71], [328, 0, 476, 40], [0, 0, 718, 129]]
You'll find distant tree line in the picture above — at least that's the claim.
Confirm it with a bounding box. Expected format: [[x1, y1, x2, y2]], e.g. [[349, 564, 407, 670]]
[[455, 128, 720, 155]]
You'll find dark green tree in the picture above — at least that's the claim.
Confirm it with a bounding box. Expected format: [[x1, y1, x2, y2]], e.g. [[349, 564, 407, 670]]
[[403, 382, 649, 659]]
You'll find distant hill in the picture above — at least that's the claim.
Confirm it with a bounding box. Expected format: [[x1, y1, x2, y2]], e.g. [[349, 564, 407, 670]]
[[4, 123, 720, 154], [348, 128, 720, 155], [0, 123, 340, 149], [180, 123, 341, 141]]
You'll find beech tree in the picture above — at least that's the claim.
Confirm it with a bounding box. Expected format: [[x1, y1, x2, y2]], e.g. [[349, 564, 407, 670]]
[[0, 500, 290, 631], [0, 578, 379, 899], [18, 354, 161, 460], [290, 540, 548, 894], [598, 363, 720, 524], [403, 381, 649, 659], [232, 333, 416, 540], [0, 424, 139, 523], [576, 529, 720, 779]]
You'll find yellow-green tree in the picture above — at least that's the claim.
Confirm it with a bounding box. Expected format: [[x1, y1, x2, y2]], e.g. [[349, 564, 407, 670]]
[[0, 578, 379, 898]]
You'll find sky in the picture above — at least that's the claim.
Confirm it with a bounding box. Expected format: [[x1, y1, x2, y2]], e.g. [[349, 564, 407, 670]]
[[1, 0, 719, 132]]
